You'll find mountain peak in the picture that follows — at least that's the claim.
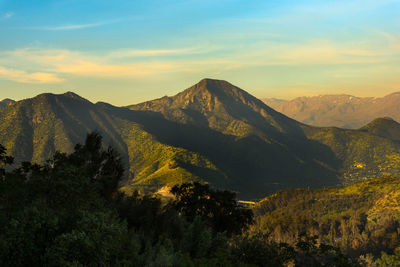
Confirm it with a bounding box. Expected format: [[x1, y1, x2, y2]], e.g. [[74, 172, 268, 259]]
[[63, 91, 80, 98], [198, 78, 232, 87], [131, 79, 302, 137], [180, 78, 257, 103], [360, 117, 400, 141], [0, 98, 15, 104], [363, 117, 397, 126], [1, 98, 15, 102], [184, 78, 239, 96], [29, 92, 89, 104], [62, 91, 91, 103], [387, 91, 400, 96], [0, 98, 15, 108]]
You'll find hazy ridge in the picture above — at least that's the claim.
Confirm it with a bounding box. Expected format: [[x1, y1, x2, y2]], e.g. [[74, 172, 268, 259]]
[[263, 92, 400, 129]]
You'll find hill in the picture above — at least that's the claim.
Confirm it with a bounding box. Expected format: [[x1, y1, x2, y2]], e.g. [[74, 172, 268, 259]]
[[263, 92, 400, 129], [252, 176, 400, 258], [360, 117, 400, 142], [1, 79, 400, 198], [0, 98, 15, 109], [0, 92, 217, 196]]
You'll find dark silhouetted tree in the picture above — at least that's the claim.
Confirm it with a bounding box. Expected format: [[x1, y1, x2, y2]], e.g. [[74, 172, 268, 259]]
[[170, 182, 254, 236]]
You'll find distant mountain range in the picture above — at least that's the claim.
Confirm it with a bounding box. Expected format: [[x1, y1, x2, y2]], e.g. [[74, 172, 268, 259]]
[[263, 92, 400, 129], [1, 79, 400, 199]]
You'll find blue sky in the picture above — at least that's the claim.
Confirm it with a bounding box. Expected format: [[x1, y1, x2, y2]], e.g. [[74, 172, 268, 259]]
[[0, 0, 399, 105]]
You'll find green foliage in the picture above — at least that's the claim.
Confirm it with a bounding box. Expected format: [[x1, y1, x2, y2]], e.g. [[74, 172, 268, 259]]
[[231, 233, 295, 267], [0, 133, 358, 266], [0, 144, 13, 177], [0, 133, 136, 266], [170, 182, 254, 236], [253, 177, 400, 262], [0, 134, 252, 266], [294, 234, 358, 266], [375, 247, 400, 267]]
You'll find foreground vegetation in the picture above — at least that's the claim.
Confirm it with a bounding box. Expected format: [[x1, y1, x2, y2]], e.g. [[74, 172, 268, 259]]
[[0, 133, 360, 266], [253, 177, 400, 266]]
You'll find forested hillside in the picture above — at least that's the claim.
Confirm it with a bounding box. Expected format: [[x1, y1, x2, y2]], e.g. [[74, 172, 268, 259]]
[[253, 176, 400, 264], [0, 134, 358, 266]]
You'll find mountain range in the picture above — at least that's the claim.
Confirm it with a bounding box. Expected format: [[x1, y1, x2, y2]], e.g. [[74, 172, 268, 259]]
[[263, 92, 400, 129], [1, 79, 400, 199]]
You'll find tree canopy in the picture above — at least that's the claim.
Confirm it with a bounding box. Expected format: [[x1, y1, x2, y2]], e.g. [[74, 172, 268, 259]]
[[0, 132, 359, 266]]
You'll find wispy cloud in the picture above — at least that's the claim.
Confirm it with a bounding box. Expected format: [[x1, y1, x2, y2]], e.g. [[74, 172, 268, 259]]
[[0, 47, 222, 79], [108, 48, 198, 58], [1, 11, 14, 20], [1, 32, 399, 83], [54, 60, 176, 77], [33, 19, 121, 31], [292, 0, 400, 16], [0, 66, 63, 84], [41, 22, 105, 31], [1, 49, 179, 78], [380, 31, 400, 49]]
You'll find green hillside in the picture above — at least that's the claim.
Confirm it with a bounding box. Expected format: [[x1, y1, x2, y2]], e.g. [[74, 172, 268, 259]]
[[0, 93, 221, 196], [303, 125, 400, 184], [0, 92, 126, 163], [252, 176, 400, 258], [1, 79, 400, 198]]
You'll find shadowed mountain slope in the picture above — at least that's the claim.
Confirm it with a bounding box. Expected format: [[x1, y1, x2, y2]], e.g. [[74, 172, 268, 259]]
[[1, 79, 400, 199]]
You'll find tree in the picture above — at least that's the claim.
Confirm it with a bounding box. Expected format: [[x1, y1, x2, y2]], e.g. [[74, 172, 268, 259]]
[[53, 132, 124, 200], [375, 247, 400, 267], [170, 182, 254, 236], [0, 132, 132, 266], [295, 234, 359, 267], [0, 144, 13, 178]]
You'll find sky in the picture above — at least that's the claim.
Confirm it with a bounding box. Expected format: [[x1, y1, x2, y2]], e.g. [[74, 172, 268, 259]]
[[0, 0, 399, 105]]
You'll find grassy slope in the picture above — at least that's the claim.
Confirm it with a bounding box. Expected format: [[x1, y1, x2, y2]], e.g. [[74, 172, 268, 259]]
[[116, 119, 222, 194]]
